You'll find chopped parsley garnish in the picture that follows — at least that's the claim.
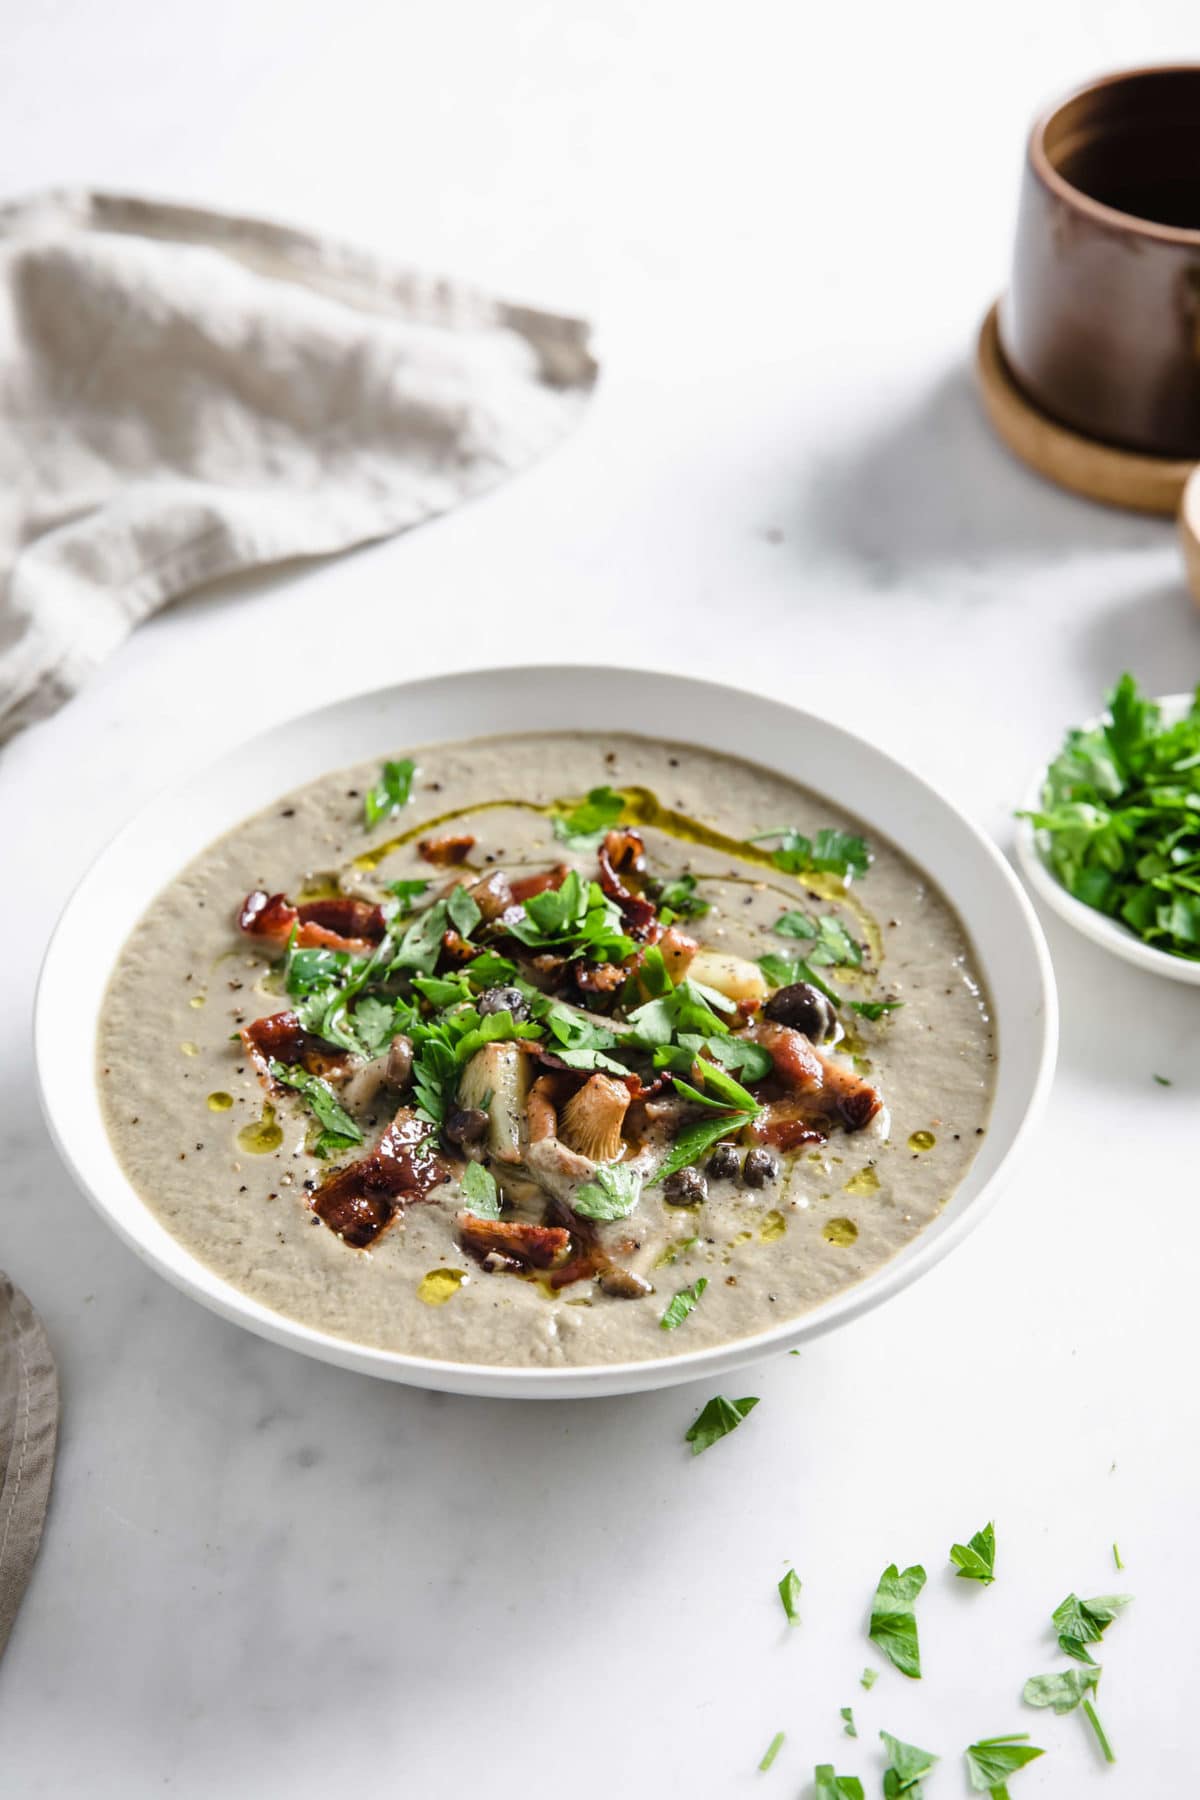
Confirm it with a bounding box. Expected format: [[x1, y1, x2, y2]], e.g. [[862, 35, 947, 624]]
[[654, 872, 711, 920], [363, 757, 416, 830], [880, 1729, 937, 1798], [386, 877, 430, 908], [268, 1061, 363, 1158], [860, 1667, 878, 1690], [758, 1732, 786, 1773], [446, 883, 482, 937], [572, 1162, 642, 1222], [507, 868, 634, 963], [551, 784, 625, 850], [660, 1277, 707, 1330], [1112, 1543, 1124, 1571], [813, 1766, 864, 1800], [1051, 1591, 1132, 1664], [774, 909, 863, 967], [751, 825, 872, 883], [460, 1160, 501, 1219], [841, 1707, 857, 1738], [963, 1733, 1044, 1796], [869, 1563, 926, 1679], [950, 1520, 996, 1585], [684, 1393, 759, 1455], [1153, 1073, 1172, 1086], [1020, 673, 1200, 959], [777, 1567, 802, 1626], [1022, 1665, 1114, 1763], [758, 951, 900, 1022]]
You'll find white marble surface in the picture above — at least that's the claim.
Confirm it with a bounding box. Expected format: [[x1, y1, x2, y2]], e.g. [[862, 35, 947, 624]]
[[3, 1, 1198, 1792]]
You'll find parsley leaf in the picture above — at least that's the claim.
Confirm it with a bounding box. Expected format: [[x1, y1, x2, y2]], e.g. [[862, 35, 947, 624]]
[[751, 825, 872, 882], [774, 909, 863, 967], [364, 757, 416, 829], [654, 872, 711, 920], [1023, 1667, 1116, 1764], [572, 1162, 642, 1222], [950, 1520, 996, 1585], [507, 869, 634, 963], [964, 1733, 1044, 1796], [660, 1277, 707, 1330], [813, 1766, 864, 1800], [446, 884, 482, 937], [268, 1060, 363, 1158], [390, 897, 451, 977], [869, 1564, 926, 1679], [880, 1730, 938, 1798], [1051, 1591, 1132, 1664], [551, 784, 625, 850], [758, 1732, 785, 1773], [649, 1113, 749, 1185], [386, 877, 430, 909], [841, 1708, 856, 1738], [860, 1668, 878, 1690], [777, 1567, 802, 1626], [684, 1394, 759, 1455], [460, 1160, 502, 1219]]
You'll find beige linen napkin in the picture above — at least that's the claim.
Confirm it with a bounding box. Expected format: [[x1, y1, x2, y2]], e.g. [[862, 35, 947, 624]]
[[0, 190, 597, 741], [0, 1276, 57, 1662]]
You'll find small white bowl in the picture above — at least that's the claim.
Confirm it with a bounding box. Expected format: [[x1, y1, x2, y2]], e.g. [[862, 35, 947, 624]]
[[36, 665, 1057, 1398], [1016, 692, 1200, 985]]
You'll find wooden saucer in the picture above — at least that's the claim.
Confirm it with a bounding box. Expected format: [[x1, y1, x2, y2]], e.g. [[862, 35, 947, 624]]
[[975, 301, 1194, 517]]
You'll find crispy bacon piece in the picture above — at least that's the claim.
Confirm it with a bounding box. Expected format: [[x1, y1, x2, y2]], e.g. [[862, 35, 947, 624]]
[[570, 959, 626, 996], [746, 1101, 828, 1153], [238, 889, 384, 953], [241, 1012, 353, 1085], [457, 1215, 571, 1270], [419, 833, 475, 866], [749, 1019, 881, 1131], [509, 864, 569, 904], [441, 928, 480, 965], [313, 1109, 447, 1248], [597, 830, 660, 941]]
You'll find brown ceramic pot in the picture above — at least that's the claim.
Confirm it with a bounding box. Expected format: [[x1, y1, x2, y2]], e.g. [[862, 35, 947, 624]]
[[1000, 66, 1200, 458]]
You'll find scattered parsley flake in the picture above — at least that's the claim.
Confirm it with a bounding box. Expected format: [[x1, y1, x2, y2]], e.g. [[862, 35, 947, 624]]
[[840, 1707, 857, 1738], [880, 1729, 938, 1798], [869, 1563, 926, 1679], [777, 1567, 802, 1626], [1112, 1542, 1124, 1571], [813, 1765, 864, 1800], [758, 1731, 785, 1773], [1153, 1073, 1172, 1086], [460, 1160, 501, 1219], [860, 1667, 878, 1690], [551, 784, 625, 850], [268, 1061, 362, 1158], [660, 1277, 708, 1330], [1052, 1591, 1132, 1664], [1023, 1662, 1114, 1757], [950, 1520, 996, 1585], [964, 1734, 1043, 1796], [363, 757, 416, 830], [684, 1394, 759, 1456], [572, 1162, 642, 1222]]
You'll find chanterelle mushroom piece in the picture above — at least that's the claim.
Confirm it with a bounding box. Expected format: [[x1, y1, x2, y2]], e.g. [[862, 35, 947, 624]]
[[558, 1074, 630, 1163]]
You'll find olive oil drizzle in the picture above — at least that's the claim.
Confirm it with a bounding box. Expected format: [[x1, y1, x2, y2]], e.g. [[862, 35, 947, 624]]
[[350, 783, 882, 963]]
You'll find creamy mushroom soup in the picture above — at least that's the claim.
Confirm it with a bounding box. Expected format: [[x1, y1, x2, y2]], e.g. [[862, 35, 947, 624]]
[[97, 733, 994, 1368]]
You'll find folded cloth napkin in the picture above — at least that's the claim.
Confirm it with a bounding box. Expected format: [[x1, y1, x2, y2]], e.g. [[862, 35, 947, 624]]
[[0, 1275, 57, 1663], [0, 190, 597, 741]]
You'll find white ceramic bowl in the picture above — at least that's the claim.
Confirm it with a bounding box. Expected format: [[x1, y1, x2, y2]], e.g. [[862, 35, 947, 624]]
[[1016, 692, 1200, 986], [36, 665, 1057, 1398]]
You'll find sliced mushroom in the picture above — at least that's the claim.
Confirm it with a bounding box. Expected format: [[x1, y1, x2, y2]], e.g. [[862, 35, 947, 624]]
[[558, 1074, 630, 1163], [456, 1041, 531, 1163]]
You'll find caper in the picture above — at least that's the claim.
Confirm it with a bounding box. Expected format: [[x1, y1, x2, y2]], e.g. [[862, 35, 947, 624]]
[[763, 981, 838, 1042], [444, 1106, 489, 1150], [707, 1142, 740, 1182], [662, 1166, 708, 1207], [743, 1147, 779, 1188], [477, 985, 530, 1022]]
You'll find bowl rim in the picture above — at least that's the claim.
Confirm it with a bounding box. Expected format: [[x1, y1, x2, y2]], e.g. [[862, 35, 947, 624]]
[[1015, 690, 1200, 985], [1028, 63, 1200, 249], [35, 663, 1059, 1396]]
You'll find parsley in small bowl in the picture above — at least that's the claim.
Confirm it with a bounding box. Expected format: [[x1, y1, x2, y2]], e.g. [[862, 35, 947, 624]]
[[1016, 675, 1200, 983]]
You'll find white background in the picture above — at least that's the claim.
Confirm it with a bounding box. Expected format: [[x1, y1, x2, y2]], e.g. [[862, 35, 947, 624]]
[[3, 2, 1198, 1794]]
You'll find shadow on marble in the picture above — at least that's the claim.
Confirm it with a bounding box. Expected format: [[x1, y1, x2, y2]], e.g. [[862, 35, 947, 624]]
[[1071, 575, 1199, 697], [801, 365, 1168, 581]]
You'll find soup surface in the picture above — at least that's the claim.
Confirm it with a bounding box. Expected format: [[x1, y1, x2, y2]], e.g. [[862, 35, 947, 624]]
[[97, 733, 994, 1367]]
